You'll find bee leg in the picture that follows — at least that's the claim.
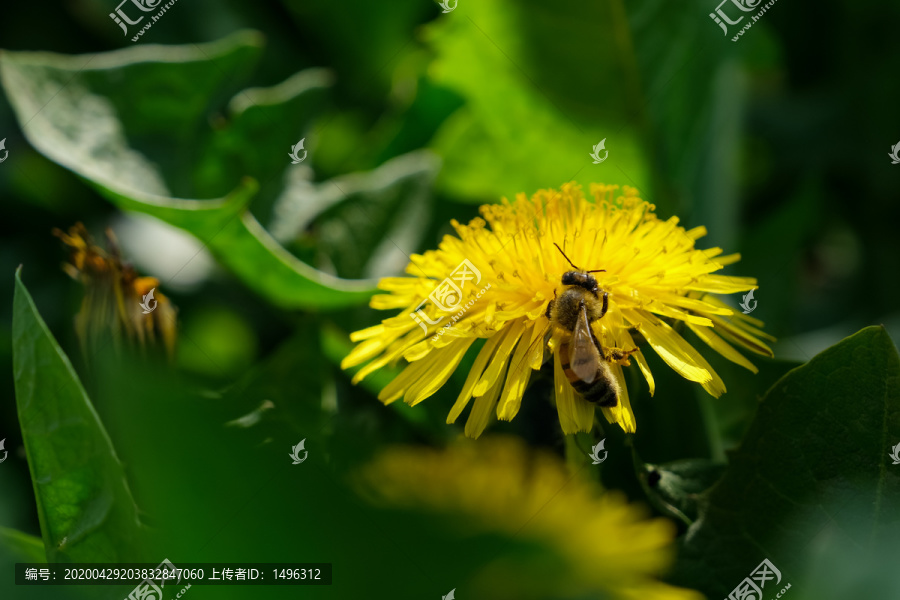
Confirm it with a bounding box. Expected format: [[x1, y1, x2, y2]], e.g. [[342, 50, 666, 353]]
[[606, 347, 638, 362], [598, 291, 609, 318]]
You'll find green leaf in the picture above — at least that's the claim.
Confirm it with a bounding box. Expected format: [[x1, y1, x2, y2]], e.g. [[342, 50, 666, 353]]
[[0, 528, 78, 600], [196, 68, 335, 199], [11, 268, 144, 562], [425, 0, 743, 227], [700, 354, 802, 454], [0, 527, 46, 563], [425, 0, 647, 202], [270, 150, 440, 279], [0, 31, 264, 196], [0, 33, 377, 310], [670, 326, 900, 598], [624, 0, 745, 223]]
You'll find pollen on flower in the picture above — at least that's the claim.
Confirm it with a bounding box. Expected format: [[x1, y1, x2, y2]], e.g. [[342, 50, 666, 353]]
[[342, 183, 774, 438]]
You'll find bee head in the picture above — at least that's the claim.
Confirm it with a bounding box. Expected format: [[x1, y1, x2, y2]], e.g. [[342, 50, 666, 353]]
[[561, 271, 599, 293], [554, 243, 604, 295]]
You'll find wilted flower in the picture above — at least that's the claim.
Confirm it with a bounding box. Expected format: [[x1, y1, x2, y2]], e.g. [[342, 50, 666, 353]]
[[342, 183, 774, 436], [355, 437, 704, 600], [53, 223, 176, 357]]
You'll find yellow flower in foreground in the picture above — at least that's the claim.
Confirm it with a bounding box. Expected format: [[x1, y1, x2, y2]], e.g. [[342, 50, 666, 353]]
[[355, 437, 704, 600], [342, 183, 774, 436], [54, 223, 177, 357]]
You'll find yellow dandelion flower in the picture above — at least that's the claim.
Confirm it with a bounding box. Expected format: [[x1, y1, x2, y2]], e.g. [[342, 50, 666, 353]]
[[355, 437, 704, 600], [54, 223, 177, 358], [342, 183, 774, 436]]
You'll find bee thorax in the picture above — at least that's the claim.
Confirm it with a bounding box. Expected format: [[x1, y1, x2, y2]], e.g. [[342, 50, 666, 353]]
[[552, 287, 604, 331]]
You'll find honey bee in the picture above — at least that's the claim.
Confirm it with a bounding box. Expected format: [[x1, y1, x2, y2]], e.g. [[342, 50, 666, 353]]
[[545, 243, 635, 407]]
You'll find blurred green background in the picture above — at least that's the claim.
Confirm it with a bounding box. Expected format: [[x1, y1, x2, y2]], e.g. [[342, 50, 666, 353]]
[[1, 0, 899, 599]]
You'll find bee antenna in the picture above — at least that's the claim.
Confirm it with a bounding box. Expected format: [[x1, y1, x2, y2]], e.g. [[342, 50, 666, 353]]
[[553, 242, 579, 270], [586, 269, 606, 273]]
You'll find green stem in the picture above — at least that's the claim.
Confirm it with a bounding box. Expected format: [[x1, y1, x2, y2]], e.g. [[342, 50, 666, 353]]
[[565, 432, 596, 476], [699, 393, 726, 462]]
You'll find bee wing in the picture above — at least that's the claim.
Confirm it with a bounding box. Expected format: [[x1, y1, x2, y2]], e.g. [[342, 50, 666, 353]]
[[569, 304, 601, 384]]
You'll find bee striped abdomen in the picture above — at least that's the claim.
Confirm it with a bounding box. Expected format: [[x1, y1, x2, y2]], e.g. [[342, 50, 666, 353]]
[[559, 340, 619, 407]]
